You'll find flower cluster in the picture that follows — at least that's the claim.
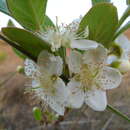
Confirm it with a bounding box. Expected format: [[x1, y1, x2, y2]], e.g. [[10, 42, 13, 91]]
[[24, 21, 126, 116]]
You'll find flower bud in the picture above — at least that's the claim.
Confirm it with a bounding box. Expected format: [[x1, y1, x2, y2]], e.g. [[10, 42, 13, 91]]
[[16, 65, 24, 74], [118, 60, 130, 73], [111, 60, 130, 73], [107, 54, 118, 64], [33, 107, 42, 121]]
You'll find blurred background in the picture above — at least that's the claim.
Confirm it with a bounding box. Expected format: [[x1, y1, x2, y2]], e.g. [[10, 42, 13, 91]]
[[0, 0, 130, 130]]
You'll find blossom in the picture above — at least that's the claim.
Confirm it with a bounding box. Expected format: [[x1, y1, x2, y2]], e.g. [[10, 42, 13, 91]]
[[40, 23, 97, 52], [24, 51, 68, 115], [115, 34, 130, 60], [118, 60, 130, 73], [107, 34, 130, 73], [67, 45, 122, 111]]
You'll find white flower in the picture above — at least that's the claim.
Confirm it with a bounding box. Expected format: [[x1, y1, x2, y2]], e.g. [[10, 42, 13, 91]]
[[107, 34, 130, 73], [107, 34, 130, 64], [107, 54, 118, 65], [24, 51, 68, 115], [40, 23, 97, 52], [115, 34, 130, 60], [118, 60, 130, 73], [67, 45, 122, 111]]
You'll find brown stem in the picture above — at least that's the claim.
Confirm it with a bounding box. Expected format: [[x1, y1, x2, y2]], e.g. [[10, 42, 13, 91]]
[[54, 108, 71, 125]]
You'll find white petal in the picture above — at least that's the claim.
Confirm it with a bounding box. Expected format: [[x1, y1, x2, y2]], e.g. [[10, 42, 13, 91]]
[[106, 55, 118, 64], [32, 80, 45, 97], [118, 60, 130, 73], [32, 80, 40, 87], [85, 89, 107, 111], [42, 94, 66, 115], [32, 78, 67, 115], [67, 50, 82, 73], [115, 34, 130, 60], [53, 78, 69, 104], [98, 66, 122, 90], [67, 80, 84, 108], [44, 78, 67, 115], [83, 45, 107, 70], [37, 51, 63, 76], [24, 59, 40, 79], [71, 39, 98, 50], [115, 34, 130, 51]]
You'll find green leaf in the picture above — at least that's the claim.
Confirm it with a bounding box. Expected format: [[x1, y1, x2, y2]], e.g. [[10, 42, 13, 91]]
[[91, 0, 111, 6], [107, 105, 130, 123], [0, 0, 9, 15], [2, 27, 51, 59], [13, 48, 26, 59], [118, 6, 130, 29], [114, 21, 130, 39], [126, 0, 130, 5], [33, 107, 42, 121], [6, 0, 48, 31], [78, 3, 118, 48], [0, 33, 36, 61], [42, 15, 55, 31], [7, 20, 27, 60]]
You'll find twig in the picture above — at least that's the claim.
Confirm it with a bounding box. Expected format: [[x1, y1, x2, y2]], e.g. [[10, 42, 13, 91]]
[[107, 104, 130, 123], [54, 108, 71, 125]]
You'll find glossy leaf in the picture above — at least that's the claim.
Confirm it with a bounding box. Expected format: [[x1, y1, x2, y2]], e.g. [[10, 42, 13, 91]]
[[13, 48, 26, 59], [42, 15, 55, 31], [7, 20, 27, 59], [0, 33, 36, 61], [117, 6, 130, 29], [0, 0, 9, 15], [78, 3, 118, 48], [2, 27, 51, 59], [91, 0, 111, 5], [114, 21, 130, 39], [6, 0, 48, 31]]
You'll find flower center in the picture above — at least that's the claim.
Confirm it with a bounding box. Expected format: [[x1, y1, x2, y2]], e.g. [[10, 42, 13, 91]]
[[75, 64, 98, 91]]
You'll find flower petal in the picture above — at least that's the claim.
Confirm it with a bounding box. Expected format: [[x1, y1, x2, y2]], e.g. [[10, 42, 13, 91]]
[[53, 78, 69, 104], [45, 78, 68, 115], [98, 66, 122, 90], [24, 59, 40, 79], [85, 89, 107, 111], [106, 55, 118, 64], [115, 34, 130, 51], [66, 80, 84, 108], [37, 51, 63, 76], [45, 96, 66, 116], [32, 78, 67, 115], [115, 34, 130, 60], [71, 39, 98, 50], [32, 80, 45, 97], [67, 50, 82, 73], [83, 45, 107, 71]]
